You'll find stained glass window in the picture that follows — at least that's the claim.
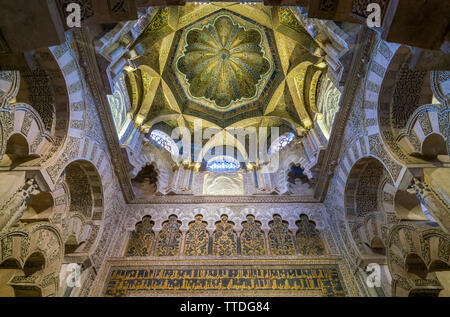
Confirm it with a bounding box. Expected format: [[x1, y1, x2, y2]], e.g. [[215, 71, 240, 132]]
[[206, 156, 240, 172], [268, 132, 295, 155], [149, 130, 178, 156]]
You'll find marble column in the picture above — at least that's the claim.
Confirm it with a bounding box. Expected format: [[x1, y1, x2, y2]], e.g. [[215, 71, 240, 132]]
[[0, 179, 40, 233], [263, 230, 271, 256], [179, 230, 187, 256]]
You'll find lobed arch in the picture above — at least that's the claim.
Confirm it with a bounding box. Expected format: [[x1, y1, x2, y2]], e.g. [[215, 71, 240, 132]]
[[0, 222, 64, 297], [60, 159, 104, 221], [295, 213, 327, 256], [123, 212, 327, 257], [183, 214, 211, 256], [0, 104, 54, 166], [421, 133, 448, 159], [124, 215, 155, 257], [129, 129, 176, 194], [344, 156, 392, 219], [11, 47, 75, 167], [131, 163, 159, 197], [363, 41, 441, 169], [387, 224, 450, 297], [124, 206, 327, 236], [286, 164, 309, 185], [342, 155, 394, 278], [397, 104, 449, 160], [1, 133, 32, 168], [21, 191, 55, 222], [0, 70, 20, 104], [39, 43, 90, 185], [154, 214, 183, 256], [279, 162, 312, 196], [273, 143, 308, 193], [62, 212, 96, 255]]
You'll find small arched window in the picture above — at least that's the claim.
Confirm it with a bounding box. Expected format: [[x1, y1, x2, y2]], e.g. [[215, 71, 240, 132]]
[[149, 130, 178, 156], [268, 132, 295, 155], [206, 156, 240, 172]]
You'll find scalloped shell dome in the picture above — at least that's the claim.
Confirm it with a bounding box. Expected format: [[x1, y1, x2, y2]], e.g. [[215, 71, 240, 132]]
[[177, 15, 270, 108]]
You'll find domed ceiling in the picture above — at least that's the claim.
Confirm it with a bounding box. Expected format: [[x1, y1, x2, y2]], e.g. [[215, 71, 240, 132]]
[[116, 4, 331, 153], [165, 9, 284, 126], [177, 15, 271, 108]]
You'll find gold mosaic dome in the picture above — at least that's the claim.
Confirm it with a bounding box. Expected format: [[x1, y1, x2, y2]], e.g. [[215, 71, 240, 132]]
[[177, 15, 270, 108]]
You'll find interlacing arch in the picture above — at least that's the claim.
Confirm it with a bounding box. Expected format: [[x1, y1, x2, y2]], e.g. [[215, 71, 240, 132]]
[[344, 156, 391, 255], [121, 208, 327, 258], [0, 41, 98, 297], [0, 223, 64, 297], [363, 41, 448, 170], [398, 104, 449, 159], [5, 47, 73, 168], [387, 224, 450, 297]]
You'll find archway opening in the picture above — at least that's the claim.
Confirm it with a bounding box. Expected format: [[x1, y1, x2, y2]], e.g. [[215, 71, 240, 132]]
[[0, 252, 46, 297], [394, 190, 429, 221], [287, 165, 308, 185], [404, 255, 450, 297], [0, 258, 21, 297], [405, 254, 429, 279], [23, 252, 45, 276], [344, 157, 386, 219], [345, 157, 391, 295], [287, 164, 312, 195], [0, 134, 36, 167], [132, 164, 158, 197], [64, 235, 85, 255], [296, 214, 326, 255], [421, 133, 448, 159], [22, 192, 54, 221], [6, 134, 28, 157], [63, 160, 103, 220], [125, 216, 155, 257], [15, 48, 70, 141], [377, 46, 433, 163]]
